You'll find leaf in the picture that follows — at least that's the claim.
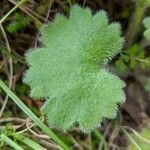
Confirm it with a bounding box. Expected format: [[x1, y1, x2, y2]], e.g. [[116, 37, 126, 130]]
[[122, 54, 130, 63], [144, 29, 150, 40], [130, 60, 137, 69], [143, 17, 150, 29], [23, 5, 125, 132], [138, 51, 145, 59], [128, 44, 140, 56], [115, 59, 127, 72], [143, 17, 150, 40], [6, 13, 31, 33]]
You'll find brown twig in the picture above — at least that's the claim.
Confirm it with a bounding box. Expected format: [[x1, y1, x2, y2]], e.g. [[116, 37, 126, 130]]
[[0, 117, 25, 123], [8, 0, 43, 25], [0, 24, 13, 118]]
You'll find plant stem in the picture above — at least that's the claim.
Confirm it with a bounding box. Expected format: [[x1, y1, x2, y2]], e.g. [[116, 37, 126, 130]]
[[0, 0, 27, 25], [126, 2, 145, 48], [122, 128, 142, 150], [0, 24, 13, 118], [94, 129, 108, 150], [19, 134, 46, 150], [132, 58, 150, 64], [67, 0, 72, 7], [1, 133, 24, 150], [0, 46, 25, 64], [0, 79, 70, 150], [8, 0, 42, 27]]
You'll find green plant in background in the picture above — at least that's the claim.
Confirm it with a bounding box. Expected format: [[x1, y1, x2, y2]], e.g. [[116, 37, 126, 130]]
[[144, 79, 150, 92], [0, 124, 46, 150], [115, 44, 150, 72], [6, 12, 31, 33], [0, 124, 23, 149], [116, 0, 150, 74], [116, 15, 150, 72], [142, 17, 150, 92], [24, 5, 125, 132], [126, 0, 150, 48], [0, 80, 69, 149], [128, 128, 150, 150]]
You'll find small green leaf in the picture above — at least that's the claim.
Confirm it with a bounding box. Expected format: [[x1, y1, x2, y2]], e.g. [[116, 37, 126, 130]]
[[122, 54, 130, 63], [115, 59, 127, 72], [130, 60, 137, 69], [143, 17, 150, 29], [143, 17, 150, 40], [128, 44, 140, 56], [6, 13, 31, 33], [138, 51, 145, 59], [144, 29, 150, 40]]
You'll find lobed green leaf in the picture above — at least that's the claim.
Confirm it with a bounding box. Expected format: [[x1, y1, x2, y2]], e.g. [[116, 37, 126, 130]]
[[24, 5, 125, 132]]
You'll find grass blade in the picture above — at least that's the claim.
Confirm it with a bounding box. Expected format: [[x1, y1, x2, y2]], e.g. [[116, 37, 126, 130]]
[[19, 134, 46, 150], [122, 128, 142, 150], [1, 133, 24, 150], [0, 79, 69, 150], [0, 0, 27, 25]]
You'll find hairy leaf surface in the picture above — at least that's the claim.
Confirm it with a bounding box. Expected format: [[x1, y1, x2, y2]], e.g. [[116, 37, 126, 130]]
[[24, 5, 125, 132], [143, 17, 150, 40]]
